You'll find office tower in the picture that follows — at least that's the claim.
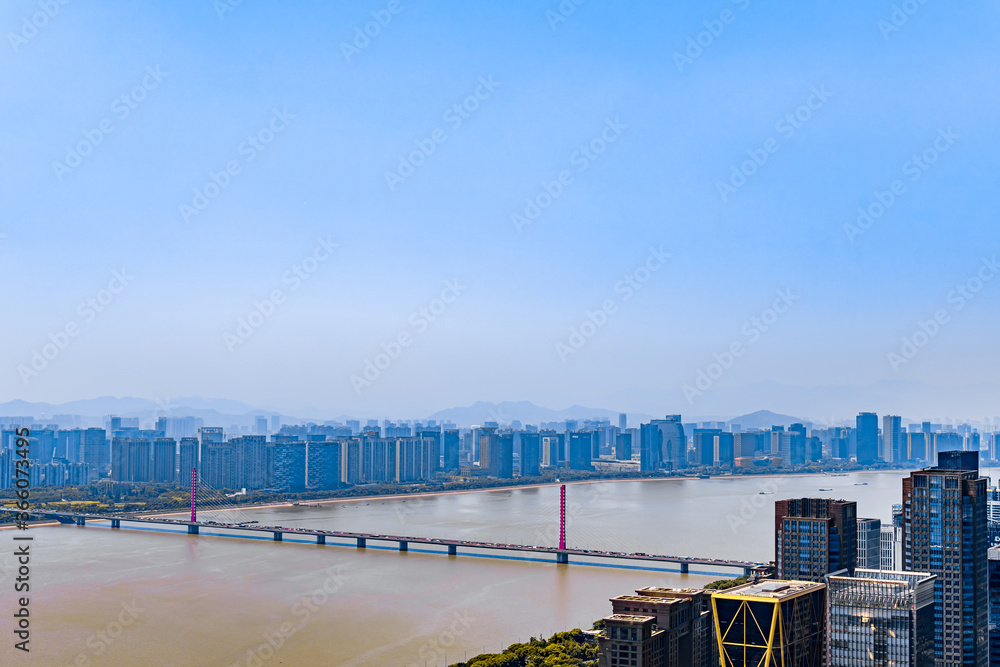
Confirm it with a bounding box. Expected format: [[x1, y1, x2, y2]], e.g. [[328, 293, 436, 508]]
[[990, 548, 1000, 667], [615, 433, 632, 461], [57, 428, 83, 463], [270, 415, 280, 433], [902, 451, 988, 664], [270, 441, 306, 491], [178, 437, 198, 487], [254, 416, 268, 436], [619, 413, 627, 430], [540, 431, 564, 467], [711, 580, 826, 667], [640, 416, 686, 472], [568, 431, 593, 470], [306, 441, 342, 490], [775, 497, 857, 581], [857, 518, 882, 569], [882, 415, 903, 464], [151, 438, 176, 483], [908, 432, 928, 463], [494, 432, 514, 478], [713, 432, 735, 466], [519, 432, 540, 477], [111, 438, 151, 482], [693, 429, 720, 466], [610, 587, 717, 667], [474, 425, 495, 470], [108, 416, 122, 433], [857, 412, 879, 464], [827, 569, 935, 666], [442, 429, 459, 471], [29, 428, 56, 464], [416, 428, 441, 474], [882, 525, 898, 571], [596, 615, 665, 667]]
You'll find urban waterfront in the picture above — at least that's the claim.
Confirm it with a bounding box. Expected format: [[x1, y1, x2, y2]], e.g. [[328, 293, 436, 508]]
[[15, 468, 980, 666]]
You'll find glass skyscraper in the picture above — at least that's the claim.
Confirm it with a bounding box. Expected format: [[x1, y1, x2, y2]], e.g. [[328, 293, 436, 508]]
[[902, 451, 988, 665], [827, 569, 935, 666]]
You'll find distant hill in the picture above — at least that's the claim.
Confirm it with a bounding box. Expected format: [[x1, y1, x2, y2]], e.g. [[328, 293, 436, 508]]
[[726, 410, 812, 430], [426, 401, 652, 428]]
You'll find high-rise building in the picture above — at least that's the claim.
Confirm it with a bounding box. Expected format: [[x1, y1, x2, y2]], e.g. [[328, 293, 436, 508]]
[[540, 431, 564, 467], [775, 497, 857, 581], [619, 413, 627, 431], [693, 429, 720, 466], [178, 437, 198, 487], [568, 431, 593, 470], [883, 415, 903, 464], [306, 440, 342, 490], [881, 524, 898, 571], [151, 438, 176, 483], [827, 569, 935, 667], [640, 416, 686, 472], [908, 432, 929, 463], [989, 547, 1000, 667], [857, 412, 879, 464], [254, 416, 268, 436], [494, 432, 513, 478], [519, 432, 540, 477], [615, 433, 632, 461], [201, 440, 236, 489], [110, 438, 151, 482], [270, 441, 306, 491], [231, 435, 268, 489], [442, 429, 460, 471], [82, 428, 107, 480], [711, 580, 826, 667], [596, 615, 665, 667], [857, 518, 882, 569], [901, 451, 988, 664], [610, 587, 717, 667], [416, 428, 441, 474]]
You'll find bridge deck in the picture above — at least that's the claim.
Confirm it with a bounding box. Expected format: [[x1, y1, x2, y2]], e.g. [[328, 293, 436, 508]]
[[24, 511, 767, 571]]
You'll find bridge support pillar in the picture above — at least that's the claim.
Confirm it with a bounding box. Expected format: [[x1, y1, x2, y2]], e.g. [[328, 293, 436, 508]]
[[357, 538, 366, 548], [556, 552, 569, 564], [317, 535, 326, 545], [399, 541, 408, 552], [447, 544, 457, 556], [188, 525, 199, 535], [111, 519, 120, 529], [680, 562, 689, 574], [273, 532, 282, 542], [744, 567, 751, 578], [76, 517, 86, 526]]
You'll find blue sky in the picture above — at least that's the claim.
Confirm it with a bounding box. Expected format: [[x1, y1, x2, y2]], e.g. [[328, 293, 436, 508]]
[[2, 0, 999, 419]]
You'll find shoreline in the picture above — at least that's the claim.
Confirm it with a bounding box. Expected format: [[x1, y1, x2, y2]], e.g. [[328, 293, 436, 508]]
[[138, 467, 911, 518]]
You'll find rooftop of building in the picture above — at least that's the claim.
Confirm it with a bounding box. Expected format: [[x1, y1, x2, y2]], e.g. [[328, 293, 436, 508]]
[[604, 614, 656, 624], [714, 580, 824, 600], [634, 586, 707, 598], [612, 595, 683, 606]]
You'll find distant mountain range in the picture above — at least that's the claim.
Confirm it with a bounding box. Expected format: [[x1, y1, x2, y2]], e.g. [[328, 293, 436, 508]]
[[1, 381, 994, 430], [0, 396, 812, 431]]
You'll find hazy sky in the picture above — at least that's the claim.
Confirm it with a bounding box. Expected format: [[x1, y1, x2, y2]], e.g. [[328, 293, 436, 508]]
[[3, 0, 999, 419]]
